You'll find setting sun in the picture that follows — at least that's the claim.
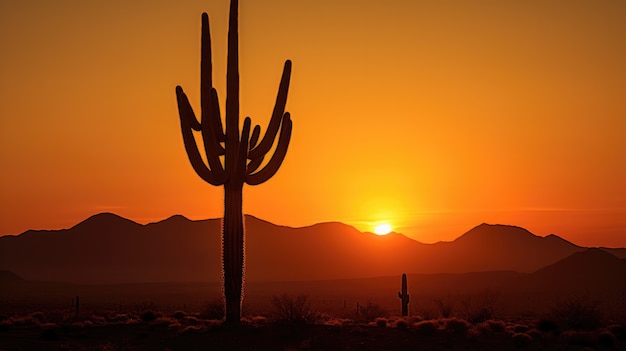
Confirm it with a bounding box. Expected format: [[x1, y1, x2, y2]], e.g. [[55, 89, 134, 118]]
[[374, 223, 392, 235]]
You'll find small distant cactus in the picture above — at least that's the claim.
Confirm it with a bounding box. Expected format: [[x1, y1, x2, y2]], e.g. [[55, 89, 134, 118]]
[[398, 273, 410, 316]]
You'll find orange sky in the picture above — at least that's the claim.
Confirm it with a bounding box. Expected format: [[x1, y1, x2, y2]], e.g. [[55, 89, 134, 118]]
[[1, 0, 625, 247]]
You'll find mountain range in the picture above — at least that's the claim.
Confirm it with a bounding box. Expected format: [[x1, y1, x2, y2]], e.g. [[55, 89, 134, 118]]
[[1, 213, 625, 285]]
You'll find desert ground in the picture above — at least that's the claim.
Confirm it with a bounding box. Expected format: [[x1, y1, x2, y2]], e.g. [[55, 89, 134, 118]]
[[2, 279, 625, 350]]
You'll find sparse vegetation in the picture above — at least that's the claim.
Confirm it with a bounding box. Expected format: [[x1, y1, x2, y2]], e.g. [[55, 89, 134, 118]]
[[551, 295, 603, 331], [460, 290, 500, 323], [270, 294, 319, 325]]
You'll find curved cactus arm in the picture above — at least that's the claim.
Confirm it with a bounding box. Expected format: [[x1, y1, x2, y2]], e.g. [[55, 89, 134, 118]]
[[398, 292, 403, 299], [246, 154, 265, 174], [176, 87, 227, 185], [249, 124, 261, 149], [225, 0, 240, 145], [245, 113, 292, 185], [236, 117, 252, 177], [176, 86, 201, 131], [248, 60, 292, 159], [209, 88, 226, 155], [200, 116, 227, 181]]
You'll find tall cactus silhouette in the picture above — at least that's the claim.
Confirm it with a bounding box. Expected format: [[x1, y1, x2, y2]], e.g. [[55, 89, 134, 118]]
[[398, 273, 410, 316], [175, 0, 292, 325]]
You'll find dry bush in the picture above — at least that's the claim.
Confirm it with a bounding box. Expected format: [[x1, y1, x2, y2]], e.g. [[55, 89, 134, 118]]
[[551, 295, 603, 331], [442, 317, 471, 335], [270, 294, 319, 325], [536, 318, 558, 333], [359, 302, 388, 322], [394, 317, 409, 329], [433, 295, 455, 318], [511, 332, 533, 346], [414, 320, 439, 335], [374, 318, 387, 327], [460, 290, 499, 323]]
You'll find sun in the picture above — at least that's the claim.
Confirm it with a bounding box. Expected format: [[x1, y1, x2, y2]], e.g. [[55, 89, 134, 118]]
[[374, 223, 392, 235]]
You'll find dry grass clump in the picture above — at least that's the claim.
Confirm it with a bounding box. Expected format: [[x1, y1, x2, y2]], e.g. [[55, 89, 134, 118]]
[[413, 319, 439, 335], [270, 294, 320, 326], [551, 295, 603, 331], [374, 317, 387, 327], [511, 332, 533, 346], [393, 317, 409, 329], [441, 317, 471, 335]]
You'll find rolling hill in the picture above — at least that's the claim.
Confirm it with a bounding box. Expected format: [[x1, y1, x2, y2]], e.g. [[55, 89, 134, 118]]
[[0, 213, 612, 284]]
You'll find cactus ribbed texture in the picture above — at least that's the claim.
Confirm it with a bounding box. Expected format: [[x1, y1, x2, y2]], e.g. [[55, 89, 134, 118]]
[[175, 0, 293, 326], [398, 273, 410, 316]]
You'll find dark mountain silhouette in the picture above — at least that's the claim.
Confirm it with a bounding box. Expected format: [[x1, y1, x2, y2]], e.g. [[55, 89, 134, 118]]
[[0, 270, 24, 283], [522, 248, 626, 293], [0, 213, 617, 284], [423, 223, 584, 273]]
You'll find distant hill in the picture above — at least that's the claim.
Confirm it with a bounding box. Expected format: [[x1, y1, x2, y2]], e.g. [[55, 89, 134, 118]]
[[0, 213, 617, 284], [0, 270, 24, 283], [523, 248, 626, 292]]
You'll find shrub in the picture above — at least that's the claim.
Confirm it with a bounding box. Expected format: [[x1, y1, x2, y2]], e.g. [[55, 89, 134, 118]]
[[460, 290, 499, 323], [414, 320, 439, 336], [486, 319, 506, 333], [433, 295, 454, 318], [394, 318, 408, 329], [375, 318, 387, 327], [551, 295, 603, 331], [270, 294, 319, 325], [536, 318, 558, 333], [442, 318, 471, 335], [140, 311, 157, 322], [359, 302, 387, 322], [511, 332, 533, 346]]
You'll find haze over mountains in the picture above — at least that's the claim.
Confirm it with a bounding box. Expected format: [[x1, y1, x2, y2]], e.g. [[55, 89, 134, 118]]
[[1, 213, 625, 285]]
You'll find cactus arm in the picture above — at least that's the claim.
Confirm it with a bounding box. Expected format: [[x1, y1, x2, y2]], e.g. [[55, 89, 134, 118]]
[[225, 0, 240, 149], [176, 87, 227, 185], [249, 124, 261, 149], [246, 154, 265, 174], [176, 86, 201, 131], [245, 124, 264, 173], [209, 88, 226, 155], [236, 117, 251, 177], [245, 113, 292, 185], [200, 112, 227, 180], [248, 60, 292, 159], [398, 292, 402, 299]]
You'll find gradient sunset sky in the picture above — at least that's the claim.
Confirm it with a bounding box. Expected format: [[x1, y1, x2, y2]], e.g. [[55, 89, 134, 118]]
[[1, 0, 625, 247]]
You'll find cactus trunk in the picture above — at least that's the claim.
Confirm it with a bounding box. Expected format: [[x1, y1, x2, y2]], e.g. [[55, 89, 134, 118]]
[[175, 0, 293, 326], [398, 273, 410, 317], [223, 183, 244, 325]]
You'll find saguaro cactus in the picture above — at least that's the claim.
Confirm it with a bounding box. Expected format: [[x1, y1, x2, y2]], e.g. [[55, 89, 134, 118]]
[[175, 0, 293, 326], [398, 273, 410, 316]]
